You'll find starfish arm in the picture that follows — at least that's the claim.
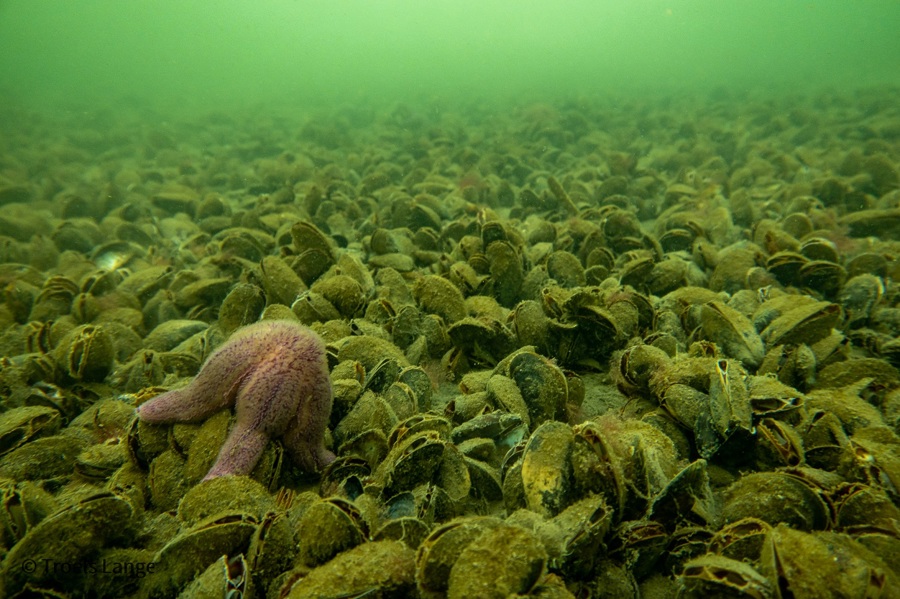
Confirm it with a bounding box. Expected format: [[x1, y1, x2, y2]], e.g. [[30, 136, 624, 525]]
[[135, 369, 242, 423], [135, 329, 268, 423], [203, 421, 269, 480], [284, 352, 335, 472]]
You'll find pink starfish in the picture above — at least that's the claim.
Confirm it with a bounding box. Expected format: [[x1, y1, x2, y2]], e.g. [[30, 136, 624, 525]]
[[136, 319, 335, 480]]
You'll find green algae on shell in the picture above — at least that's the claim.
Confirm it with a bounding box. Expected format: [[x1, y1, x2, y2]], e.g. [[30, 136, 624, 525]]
[[283, 540, 416, 598]]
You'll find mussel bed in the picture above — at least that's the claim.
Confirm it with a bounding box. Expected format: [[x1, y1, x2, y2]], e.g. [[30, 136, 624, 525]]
[[1, 88, 900, 598]]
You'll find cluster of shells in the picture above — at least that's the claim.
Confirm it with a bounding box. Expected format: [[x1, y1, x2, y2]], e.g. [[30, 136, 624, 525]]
[[0, 88, 899, 598]]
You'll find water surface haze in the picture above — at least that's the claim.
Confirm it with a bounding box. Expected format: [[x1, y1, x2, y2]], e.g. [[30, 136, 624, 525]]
[[1, 0, 898, 112]]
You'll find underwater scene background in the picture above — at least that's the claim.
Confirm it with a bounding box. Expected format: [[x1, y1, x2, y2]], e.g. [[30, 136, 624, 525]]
[[1, 1, 900, 597]]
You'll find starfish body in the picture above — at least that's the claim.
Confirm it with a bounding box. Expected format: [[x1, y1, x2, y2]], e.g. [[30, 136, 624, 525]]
[[136, 319, 335, 480]]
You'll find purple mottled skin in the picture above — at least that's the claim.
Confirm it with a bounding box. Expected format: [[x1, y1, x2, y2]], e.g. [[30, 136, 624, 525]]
[[136, 319, 335, 480]]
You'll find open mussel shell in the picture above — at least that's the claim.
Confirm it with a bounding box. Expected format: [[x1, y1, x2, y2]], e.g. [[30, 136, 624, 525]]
[[677, 554, 773, 599], [495, 347, 569, 427], [0, 406, 61, 458], [0, 493, 136, 596]]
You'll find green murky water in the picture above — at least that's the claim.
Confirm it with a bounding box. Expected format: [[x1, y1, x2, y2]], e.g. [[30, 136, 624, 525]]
[[1, 0, 898, 113], [1, 2, 900, 597]]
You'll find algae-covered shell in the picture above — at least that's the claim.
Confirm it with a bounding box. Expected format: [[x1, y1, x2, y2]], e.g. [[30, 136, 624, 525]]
[[0, 406, 61, 458], [496, 347, 569, 427], [760, 300, 841, 349], [398, 365, 434, 412], [608, 519, 669, 580], [382, 381, 419, 420], [539, 493, 613, 579], [290, 220, 335, 283], [708, 517, 772, 564], [446, 523, 547, 599], [462, 455, 503, 502], [663, 526, 715, 576], [754, 418, 804, 468], [369, 227, 401, 254], [0, 481, 59, 548], [375, 430, 447, 498], [179, 553, 249, 599], [447, 315, 517, 368], [703, 359, 754, 458], [677, 554, 773, 599], [839, 273, 884, 327], [310, 274, 367, 318], [647, 459, 715, 533], [659, 226, 698, 253], [569, 420, 626, 517], [699, 300, 765, 369], [333, 393, 397, 460], [147, 448, 190, 512], [291, 290, 342, 324], [615, 344, 672, 395], [373, 514, 431, 550], [485, 374, 532, 429], [759, 524, 900, 599], [319, 455, 371, 498], [217, 228, 266, 262], [415, 516, 504, 596], [173, 277, 231, 311], [143, 319, 208, 352], [218, 283, 266, 334], [508, 299, 551, 352], [758, 342, 817, 391], [486, 239, 524, 308], [801, 410, 851, 471], [451, 410, 526, 453], [338, 428, 388, 476], [722, 472, 829, 530], [0, 493, 135, 596], [831, 482, 900, 531], [766, 250, 807, 285], [244, 510, 297, 596], [29, 275, 78, 322], [143, 511, 258, 598], [297, 497, 368, 567], [546, 250, 586, 288], [389, 413, 452, 448], [521, 421, 574, 518], [412, 274, 467, 324], [177, 476, 276, 528], [746, 375, 804, 417], [74, 437, 127, 480], [283, 540, 416, 599], [53, 324, 115, 382], [117, 265, 174, 303], [846, 251, 889, 278], [843, 426, 900, 495], [605, 418, 681, 519], [125, 406, 169, 471], [258, 255, 306, 307], [797, 259, 847, 299]]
